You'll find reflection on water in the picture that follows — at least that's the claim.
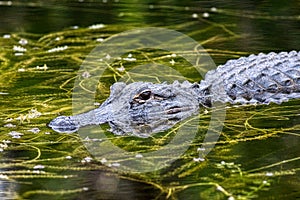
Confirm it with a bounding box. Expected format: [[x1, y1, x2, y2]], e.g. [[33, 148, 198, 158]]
[[0, 0, 299, 199]]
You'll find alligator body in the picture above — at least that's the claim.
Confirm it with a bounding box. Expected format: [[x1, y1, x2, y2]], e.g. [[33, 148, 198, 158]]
[[48, 51, 300, 137]]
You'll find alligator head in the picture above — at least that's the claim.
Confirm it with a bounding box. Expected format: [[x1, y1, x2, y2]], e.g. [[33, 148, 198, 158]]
[[48, 81, 201, 137]]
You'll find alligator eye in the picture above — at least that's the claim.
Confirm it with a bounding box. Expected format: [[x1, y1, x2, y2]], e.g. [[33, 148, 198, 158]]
[[139, 90, 152, 100]]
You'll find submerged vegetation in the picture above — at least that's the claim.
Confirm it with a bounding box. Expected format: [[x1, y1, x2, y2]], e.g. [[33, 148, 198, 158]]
[[0, 1, 299, 199]]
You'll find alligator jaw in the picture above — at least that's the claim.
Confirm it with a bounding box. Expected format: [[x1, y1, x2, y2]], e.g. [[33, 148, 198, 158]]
[[48, 104, 113, 134]]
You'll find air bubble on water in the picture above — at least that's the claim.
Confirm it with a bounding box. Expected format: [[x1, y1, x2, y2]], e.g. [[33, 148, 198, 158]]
[[202, 12, 209, 18], [32, 170, 45, 174], [36, 64, 48, 71], [81, 156, 93, 163], [197, 147, 205, 151], [105, 54, 111, 60], [192, 13, 198, 18], [4, 123, 16, 128], [13, 45, 27, 52], [193, 157, 205, 162], [3, 34, 11, 39], [82, 71, 91, 78], [88, 24, 105, 29], [135, 154, 143, 158], [211, 7, 217, 12], [123, 57, 136, 61], [0, 1, 12, 6], [216, 185, 225, 192], [170, 59, 175, 65], [8, 131, 23, 139], [33, 165, 45, 169], [0, 174, 9, 180], [94, 102, 101, 106], [5, 118, 13, 122], [111, 162, 120, 167], [47, 46, 68, 53], [266, 172, 274, 176], [96, 38, 104, 42], [18, 38, 28, 45], [18, 68, 25, 72], [28, 128, 40, 134], [116, 66, 125, 72], [100, 158, 107, 164]]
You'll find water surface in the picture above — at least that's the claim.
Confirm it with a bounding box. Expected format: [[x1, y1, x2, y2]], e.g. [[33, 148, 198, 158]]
[[0, 1, 299, 199]]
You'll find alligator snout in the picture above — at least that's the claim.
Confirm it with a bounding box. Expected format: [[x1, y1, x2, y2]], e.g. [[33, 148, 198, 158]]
[[48, 116, 80, 133]]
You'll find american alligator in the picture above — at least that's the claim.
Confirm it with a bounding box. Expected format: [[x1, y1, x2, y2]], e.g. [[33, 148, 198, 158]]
[[48, 51, 300, 137]]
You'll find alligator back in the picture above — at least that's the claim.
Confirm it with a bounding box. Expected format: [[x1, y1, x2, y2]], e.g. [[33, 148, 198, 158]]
[[200, 51, 300, 105]]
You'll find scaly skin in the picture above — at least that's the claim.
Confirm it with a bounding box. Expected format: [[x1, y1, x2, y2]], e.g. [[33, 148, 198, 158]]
[[48, 51, 300, 137]]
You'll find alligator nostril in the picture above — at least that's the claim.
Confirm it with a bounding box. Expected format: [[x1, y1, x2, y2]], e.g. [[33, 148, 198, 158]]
[[166, 106, 182, 114]]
